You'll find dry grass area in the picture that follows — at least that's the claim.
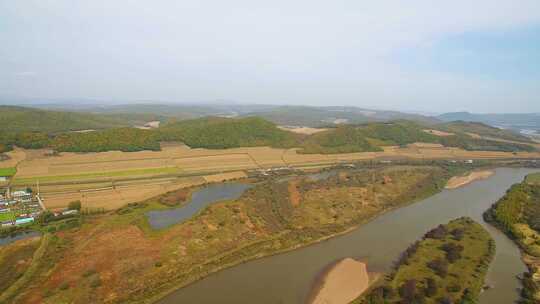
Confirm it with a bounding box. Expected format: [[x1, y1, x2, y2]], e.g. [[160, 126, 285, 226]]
[[288, 180, 301, 207], [278, 126, 328, 135], [202, 171, 247, 183], [445, 170, 494, 189], [10, 166, 445, 304], [0, 148, 27, 168]]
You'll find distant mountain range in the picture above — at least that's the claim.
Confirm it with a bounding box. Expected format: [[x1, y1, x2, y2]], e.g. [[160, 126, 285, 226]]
[[2, 98, 539, 135], [437, 112, 540, 134]]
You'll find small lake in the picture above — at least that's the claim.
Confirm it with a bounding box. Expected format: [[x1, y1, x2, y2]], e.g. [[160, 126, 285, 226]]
[[146, 183, 252, 229], [0, 231, 41, 246], [156, 168, 538, 304]]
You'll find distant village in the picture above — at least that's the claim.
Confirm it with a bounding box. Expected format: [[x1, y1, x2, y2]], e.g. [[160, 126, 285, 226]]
[[0, 188, 43, 227]]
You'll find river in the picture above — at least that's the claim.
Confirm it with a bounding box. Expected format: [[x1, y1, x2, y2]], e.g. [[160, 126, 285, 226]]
[[157, 167, 538, 304]]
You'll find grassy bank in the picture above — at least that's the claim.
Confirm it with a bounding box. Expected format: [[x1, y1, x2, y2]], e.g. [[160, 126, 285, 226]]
[[355, 217, 495, 304], [484, 172, 540, 303]]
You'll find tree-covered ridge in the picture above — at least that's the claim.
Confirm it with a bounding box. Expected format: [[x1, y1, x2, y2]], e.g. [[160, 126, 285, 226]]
[[440, 121, 533, 143], [0, 105, 157, 133], [356, 217, 494, 304], [0, 107, 537, 154], [299, 121, 536, 154], [159, 116, 299, 149], [299, 125, 382, 154], [51, 128, 161, 152]]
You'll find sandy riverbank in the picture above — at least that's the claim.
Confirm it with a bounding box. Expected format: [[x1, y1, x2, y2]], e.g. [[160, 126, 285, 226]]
[[445, 170, 495, 189], [311, 258, 373, 304]]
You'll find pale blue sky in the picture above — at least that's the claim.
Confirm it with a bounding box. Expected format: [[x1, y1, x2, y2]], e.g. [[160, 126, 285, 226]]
[[1, 0, 539, 113]]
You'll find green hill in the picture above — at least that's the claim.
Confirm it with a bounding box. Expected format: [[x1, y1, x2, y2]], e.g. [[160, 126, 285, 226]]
[[159, 117, 299, 149], [0, 105, 157, 133], [0, 106, 536, 154], [440, 121, 533, 143], [300, 125, 381, 154]]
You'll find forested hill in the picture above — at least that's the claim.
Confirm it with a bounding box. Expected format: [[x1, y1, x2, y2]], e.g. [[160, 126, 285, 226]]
[[0, 107, 537, 154], [0, 105, 158, 133], [159, 117, 299, 149], [440, 121, 533, 143], [0, 116, 300, 153]]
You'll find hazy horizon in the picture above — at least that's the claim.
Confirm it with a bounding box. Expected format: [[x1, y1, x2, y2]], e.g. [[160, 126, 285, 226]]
[[2, 1, 539, 113]]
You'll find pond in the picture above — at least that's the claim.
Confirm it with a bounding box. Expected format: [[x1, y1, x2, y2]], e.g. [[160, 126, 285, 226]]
[[0, 231, 41, 246], [146, 183, 252, 229]]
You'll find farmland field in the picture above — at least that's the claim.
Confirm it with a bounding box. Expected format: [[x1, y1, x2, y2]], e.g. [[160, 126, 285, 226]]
[[0, 167, 16, 177], [3, 143, 540, 210]]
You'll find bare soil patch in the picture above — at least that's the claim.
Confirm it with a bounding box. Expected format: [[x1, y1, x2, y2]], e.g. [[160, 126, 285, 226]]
[[311, 258, 372, 304], [424, 129, 455, 136], [445, 170, 495, 189], [278, 126, 328, 135]]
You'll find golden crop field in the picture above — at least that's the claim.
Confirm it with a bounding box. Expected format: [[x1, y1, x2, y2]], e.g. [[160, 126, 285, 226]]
[[4, 143, 540, 210]]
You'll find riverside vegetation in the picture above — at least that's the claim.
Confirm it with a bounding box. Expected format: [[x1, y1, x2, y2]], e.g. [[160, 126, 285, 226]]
[[484, 173, 540, 303], [1, 165, 451, 304], [356, 217, 495, 304]]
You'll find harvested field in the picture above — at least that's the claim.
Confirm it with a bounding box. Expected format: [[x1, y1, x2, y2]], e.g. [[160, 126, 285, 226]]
[[40, 176, 207, 210], [7, 144, 540, 210], [0, 148, 26, 168]]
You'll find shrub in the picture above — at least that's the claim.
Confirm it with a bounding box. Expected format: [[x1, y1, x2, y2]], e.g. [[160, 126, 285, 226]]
[[427, 259, 448, 278], [59, 282, 69, 290], [90, 277, 101, 288], [399, 279, 417, 302], [425, 277, 437, 297], [425, 225, 448, 239], [68, 200, 82, 211]]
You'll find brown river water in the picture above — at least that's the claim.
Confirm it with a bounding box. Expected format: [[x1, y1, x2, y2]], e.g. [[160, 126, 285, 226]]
[[156, 168, 538, 304]]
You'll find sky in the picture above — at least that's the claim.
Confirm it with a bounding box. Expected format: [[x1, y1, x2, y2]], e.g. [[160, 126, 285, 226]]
[[1, 1, 539, 113]]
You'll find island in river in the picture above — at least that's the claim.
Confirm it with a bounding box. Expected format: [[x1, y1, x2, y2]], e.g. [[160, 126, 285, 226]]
[[355, 217, 495, 304]]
